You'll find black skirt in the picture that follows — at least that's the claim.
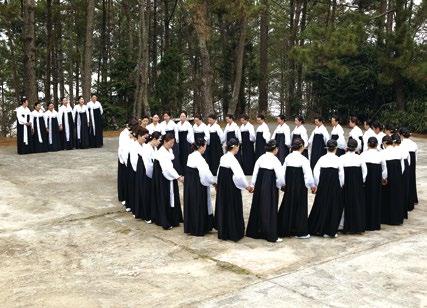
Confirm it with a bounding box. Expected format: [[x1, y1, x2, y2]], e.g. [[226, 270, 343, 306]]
[[255, 131, 266, 160], [60, 111, 75, 150], [134, 156, 151, 220], [343, 166, 366, 233], [409, 151, 418, 206], [275, 133, 289, 164], [32, 117, 48, 153], [246, 168, 279, 242], [308, 167, 343, 237], [117, 159, 127, 202], [151, 160, 183, 229], [126, 156, 137, 213], [178, 131, 191, 173], [206, 132, 222, 175], [278, 166, 309, 237], [184, 167, 214, 236], [292, 134, 308, 158], [165, 129, 182, 174], [365, 163, 382, 231], [215, 167, 245, 241], [76, 112, 90, 149], [226, 131, 242, 163], [17, 114, 33, 154], [94, 108, 103, 147], [310, 134, 327, 169], [331, 134, 345, 156], [381, 159, 404, 225], [47, 118, 61, 152], [402, 158, 411, 216], [240, 131, 255, 175]]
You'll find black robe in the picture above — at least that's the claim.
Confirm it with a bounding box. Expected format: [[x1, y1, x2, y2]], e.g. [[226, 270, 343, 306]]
[[126, 155, 137, 213], [76, 111, 90, 149], [184, 167, 214, 236], [226, 131, 242, 163], [255, 132, 266, 160], [246, 168, 279, 242], [206, 132, 222, 175], [331, 134, 345, 156], [381, 160, 404, 225], [278, 166, 309, 237], [240, 131, 255, 175], [215, 167, 245, 241], [151, 160, 183, 229], [117, 159, 127, 203], [32, 117, 48, 153], [17, 113, 33, 155], [46, 117, 61, 152], [409, 152, 418, 206], [165, 129, 182, 174], [178, 131, 191, 174], [365, 163, 383, 231], [275, 133, 289, 164], [89, 108, 103, 148], [292, 134, 308, 158], [343, 166, 366, 233], [60, 111, 75, 150], [308, 167, 343, 237], [134, 156, 151, 220], [402, 158, 411, 217], [310, 134, 327, 169]]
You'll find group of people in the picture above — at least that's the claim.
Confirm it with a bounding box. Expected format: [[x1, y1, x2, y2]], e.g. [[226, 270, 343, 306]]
[[117, 111, 419, 242], [15, 95, 104, 154]]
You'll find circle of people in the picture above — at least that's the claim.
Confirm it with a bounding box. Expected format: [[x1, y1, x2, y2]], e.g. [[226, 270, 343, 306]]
[[15, 95, 104, 154], [118, 112, 419, 242]]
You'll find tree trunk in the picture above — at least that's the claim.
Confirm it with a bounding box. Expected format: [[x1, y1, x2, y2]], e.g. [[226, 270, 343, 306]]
[[45, 0, 52, 104], [82, 0, 95, 102], [258, 0, 269, 114], [22, 0, 37, 104]]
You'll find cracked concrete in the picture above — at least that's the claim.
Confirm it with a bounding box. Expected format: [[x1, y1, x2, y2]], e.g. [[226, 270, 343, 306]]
[[0, 125, 426, 307]]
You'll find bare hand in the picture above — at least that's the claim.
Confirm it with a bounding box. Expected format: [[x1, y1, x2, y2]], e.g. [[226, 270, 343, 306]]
[[381, 179, 388, 186], [246, 186, 254, 193], [311, 186, 317, 194], [178, 176, 184, 183]]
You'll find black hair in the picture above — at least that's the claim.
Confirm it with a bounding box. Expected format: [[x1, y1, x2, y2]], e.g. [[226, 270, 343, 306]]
[[180, 110, 187, 117], [265, 140, 277, 152], [391, 132, 401, 145], [382, 135, 393, 146], [371, 121, 382, 130], [349, 116, 358, 125], [331, 114, 340, 123], [60, 97, 66, 102], [364, 119, 372, 127], [367, 136, 378, 148], [133, 126, 149, 138], [141, 114, 149, 120], [326, 139, 337, 152], [163, 111, 171, 117], [399, 127, 411, 138], [226, 114, 234, 120], [295, 115, 304, 124], [277, 114, 286, 121], [226, 138, 239, 151], [152, 112, 160, 118], [240, 114, 249, 121], [194, 114, 203, 121], [149, 131, 162, 142], [163, 132, 175, 143], [257, 114, 265, 120], [384, 123, 395, 133], [208, 113, 217, 120], [291, 138, 304, 151], [21, 96, 28, 104], [192, 137, 207, 151], [78, 96, 84, 100], [347, 138, 357, 152], [91, 93, 97, 97], [34, 101, 40, 108], [314, 115, 324, 122]]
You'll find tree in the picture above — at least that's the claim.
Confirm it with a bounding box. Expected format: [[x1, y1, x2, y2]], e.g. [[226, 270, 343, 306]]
[[258, 0, 269, 114], [22, 0, 37, 104], [82, 0, 95, 102]]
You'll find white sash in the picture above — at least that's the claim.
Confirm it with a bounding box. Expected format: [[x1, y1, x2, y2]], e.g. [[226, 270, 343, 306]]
[[36, 116, 42, 143], [90, 106, 96, 135], [48, 116, 53, 144], [76, 112, 82, 140], [23, 115, 29, 145], [64, 111, 70, 141]]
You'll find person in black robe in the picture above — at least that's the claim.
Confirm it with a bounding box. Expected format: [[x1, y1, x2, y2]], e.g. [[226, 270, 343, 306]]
[[246, 140, 285, 242], [341, 139, 367, 234], [255, 114, 271, 160], [291, 115, 309, 158], [394, 134, 411, 219], [161, 111, 182, 173], [278, 138, 316, 238], [206, 114, 224, 174], [176, 111, 194, 172], [381, 135, 405, 225], [330, 115, 346, 156], [74, 96, 90, 149], [87, 94, 104, 148], [58, 97, 75, 150], [400, 128, 418, 207], [360, 137, 388, 231], [239, 114, 256, 175], [215, 138, 252, 241], [44, 102, 62, 152], [16, 96, 33, 155], [272, 115, 291, 164], [308, 116, 329, 169], [184, 138, 216, 236], [31, 102, 48, 153], [151, 133, 184, 230], [308, 139, 345, 237]]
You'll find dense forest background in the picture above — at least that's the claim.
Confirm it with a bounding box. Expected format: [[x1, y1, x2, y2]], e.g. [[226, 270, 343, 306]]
[[0, 0, 426, 136]]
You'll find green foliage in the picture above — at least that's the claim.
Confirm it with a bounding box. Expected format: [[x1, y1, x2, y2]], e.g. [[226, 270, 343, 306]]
[[380, 100, 427, 133]]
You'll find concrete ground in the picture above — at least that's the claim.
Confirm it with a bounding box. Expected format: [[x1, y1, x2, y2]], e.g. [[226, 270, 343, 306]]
[[0, 125, 426, 307]]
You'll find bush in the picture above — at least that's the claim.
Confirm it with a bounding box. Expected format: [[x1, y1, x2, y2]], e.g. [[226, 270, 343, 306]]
[[380, 100, 427, 133]]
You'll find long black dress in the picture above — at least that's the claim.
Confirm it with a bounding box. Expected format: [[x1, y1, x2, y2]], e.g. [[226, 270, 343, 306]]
[[409, 152, 418, 206], [308, 168, 343, 237], [207, 132, 222, 174], [255, 132, 266, 160], [93, 108, 103, 147], [292, 134, 308, 158], [60, 110, 75, 150], [343, 166, 366, 233], [310, 134, 327, 169], [134, 155, 151, 220], [365, 163, 383, 231], [126, 155, 137, 213], [184, 167, 214, 236], [178, 131, 191, 173], [46, 116, 61, 152], [246, 169, 279, 242], [76, 111, 90, 149], [117, 158, 127, 203], [32, 116, 48, 153], [226, 131, 242, 163], [215, 167, 245, 241], [17, 113, 33, 155], [151, 160, 183, 229], [275, 133, 289, 164], [278, 167, 309, 237], [381, 160, 404, 225], [240, 131, 255, 175], [402, 158, 411, 217]]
